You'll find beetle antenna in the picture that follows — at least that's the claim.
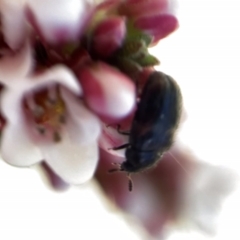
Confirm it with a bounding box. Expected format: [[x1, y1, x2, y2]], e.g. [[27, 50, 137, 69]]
[[127, 174, 133, 192]]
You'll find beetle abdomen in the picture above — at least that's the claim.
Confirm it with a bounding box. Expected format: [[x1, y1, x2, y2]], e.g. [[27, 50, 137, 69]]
[[130, 71, 182, 152], [123, 71, 182, 173]]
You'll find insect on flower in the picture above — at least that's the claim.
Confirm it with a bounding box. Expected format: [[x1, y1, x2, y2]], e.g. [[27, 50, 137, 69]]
[[109, 71, 182, 191]]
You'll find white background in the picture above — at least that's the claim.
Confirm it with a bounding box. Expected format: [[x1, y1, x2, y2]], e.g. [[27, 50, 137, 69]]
[[155, 0, 240, 239]]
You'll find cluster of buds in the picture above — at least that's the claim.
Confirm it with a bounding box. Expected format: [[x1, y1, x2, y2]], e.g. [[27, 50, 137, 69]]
[[0, 0, 178, 184]]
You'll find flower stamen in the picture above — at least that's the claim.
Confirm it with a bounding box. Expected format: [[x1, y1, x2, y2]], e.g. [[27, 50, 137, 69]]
[[24, 85, 66, 142]]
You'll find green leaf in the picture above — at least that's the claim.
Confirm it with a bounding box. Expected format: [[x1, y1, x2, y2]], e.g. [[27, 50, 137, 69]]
[[118, 39, 146, 58], [115, 57, 142, 76], [136, 54, 160, 67], [126, 21, 153, 46]]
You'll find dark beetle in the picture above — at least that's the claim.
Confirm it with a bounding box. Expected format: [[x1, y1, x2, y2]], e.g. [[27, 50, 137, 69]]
[[109, 71, 182, 190]]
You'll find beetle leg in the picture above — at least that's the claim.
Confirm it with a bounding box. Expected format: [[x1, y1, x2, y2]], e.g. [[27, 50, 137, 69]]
[[106, 124, 130, 135], [116, 124, 130, 135], [109, 143, 130, 151], [127, 173, 133, 192]]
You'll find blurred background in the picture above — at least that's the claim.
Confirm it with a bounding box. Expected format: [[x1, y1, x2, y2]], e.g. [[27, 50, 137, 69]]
[[0, 0, 240, 239]]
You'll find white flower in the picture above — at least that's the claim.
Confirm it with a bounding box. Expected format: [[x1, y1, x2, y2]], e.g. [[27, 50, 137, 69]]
[[0, 0, 95, 49], [0, 42, 101, 184], [26, 0, 95, 43]]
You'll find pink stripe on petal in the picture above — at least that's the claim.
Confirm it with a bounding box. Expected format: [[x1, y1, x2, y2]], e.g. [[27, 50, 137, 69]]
[[0, 0, 28, 50], [0, 42, 33, 83]]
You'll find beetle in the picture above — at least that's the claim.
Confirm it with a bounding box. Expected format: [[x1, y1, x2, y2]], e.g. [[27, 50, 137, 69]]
[[109, 71, 182, 191]]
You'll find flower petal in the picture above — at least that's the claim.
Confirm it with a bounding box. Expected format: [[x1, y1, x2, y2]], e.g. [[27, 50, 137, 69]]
[[120, 0, 168, 18], [0, 0, 28, 49], [1, 121, 42, 166], [36, 83, 101, 184], [42, 138, 99, 185], [26, 65, 82, 96], [60, 87, 101, 144], [134, 14, 179, 44], [180, 162, 236, 233], [0, 41, 33, 83], [0, 88, 42, 166], [26, 0, 94, 43]]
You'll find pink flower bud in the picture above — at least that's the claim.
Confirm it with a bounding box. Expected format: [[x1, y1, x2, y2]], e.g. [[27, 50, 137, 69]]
[[78, 62, 135, 120], [96, 0, 122, 12], [92, 16, 126, 58], [120, 0, 168, 19], [135, 14, 178, 44], [119, 0, 178, 44]]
